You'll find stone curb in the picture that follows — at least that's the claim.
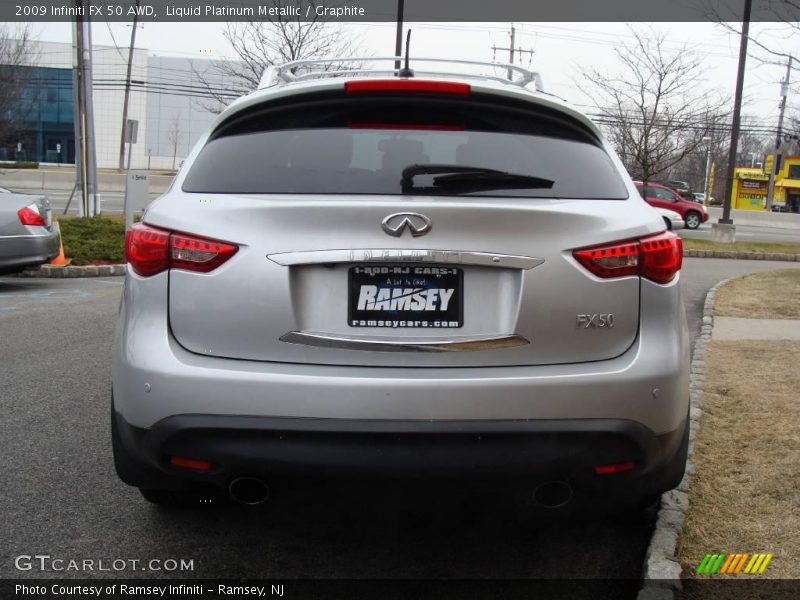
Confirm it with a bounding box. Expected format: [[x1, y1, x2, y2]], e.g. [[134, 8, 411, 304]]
[[9, 250, 799, 279], [683, 249, 798, 261], [14, 264, 127, 278], [637, 276, 736, 598]]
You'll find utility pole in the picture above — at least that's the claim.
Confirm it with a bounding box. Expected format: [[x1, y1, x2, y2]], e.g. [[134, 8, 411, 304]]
[[492, 25, 534, 80], [72, 15, 87, 217], [508, 25, 515, 80], [85, 15, 100, 215], [118, 0, 140, 171], [766, 56, 792, 211], [713, 0, 752, 243], [72, 1, 100, 217]]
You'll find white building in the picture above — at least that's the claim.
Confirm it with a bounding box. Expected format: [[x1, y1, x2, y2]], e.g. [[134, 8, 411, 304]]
[[5, 39, 246, 170]]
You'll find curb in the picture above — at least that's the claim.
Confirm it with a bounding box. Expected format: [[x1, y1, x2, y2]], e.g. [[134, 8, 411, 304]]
[[637, 276, 735, 599], [683, 249, 798, 261], [10, 251, 799, 279], [14, 264, 127, 278]]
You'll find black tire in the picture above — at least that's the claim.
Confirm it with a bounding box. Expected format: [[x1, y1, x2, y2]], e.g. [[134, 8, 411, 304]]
[[662, 216, 672, 230], [684, 210, 701, 229]]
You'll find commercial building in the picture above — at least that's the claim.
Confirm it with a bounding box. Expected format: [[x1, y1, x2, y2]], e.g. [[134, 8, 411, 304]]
[[1, 39, 246, 170], [731, 155, 800, 212]]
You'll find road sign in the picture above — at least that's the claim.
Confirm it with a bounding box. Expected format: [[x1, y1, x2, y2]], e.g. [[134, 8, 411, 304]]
[[124, 170, 149, 230], [125, 119, 139, 144]]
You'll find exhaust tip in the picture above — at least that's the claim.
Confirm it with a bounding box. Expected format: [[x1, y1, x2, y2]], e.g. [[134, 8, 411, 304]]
[[533, 480, 573, 508], [228, 477, 269, 505]]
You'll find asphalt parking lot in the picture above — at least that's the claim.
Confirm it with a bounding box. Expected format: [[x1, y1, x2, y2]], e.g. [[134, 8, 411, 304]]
[[1, 258, 798, 592]]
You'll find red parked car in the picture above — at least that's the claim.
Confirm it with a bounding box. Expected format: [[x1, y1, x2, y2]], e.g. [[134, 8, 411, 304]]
[[634, 181, 709, 230]]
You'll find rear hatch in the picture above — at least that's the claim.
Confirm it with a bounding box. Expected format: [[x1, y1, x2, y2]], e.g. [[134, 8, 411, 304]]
[[154, 85, 651, 368]]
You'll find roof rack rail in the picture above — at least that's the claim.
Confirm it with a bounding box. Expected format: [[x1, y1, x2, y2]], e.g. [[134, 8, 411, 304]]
[[258, 56, 544, 92]]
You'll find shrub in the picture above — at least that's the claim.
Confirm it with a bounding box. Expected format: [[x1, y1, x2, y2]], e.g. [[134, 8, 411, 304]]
[[0, 161, 40, 169], [58, 216, 126, 266]]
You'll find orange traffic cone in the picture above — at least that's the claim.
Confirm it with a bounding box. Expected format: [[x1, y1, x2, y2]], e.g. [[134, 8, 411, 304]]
[[49, 221, 71, 267]]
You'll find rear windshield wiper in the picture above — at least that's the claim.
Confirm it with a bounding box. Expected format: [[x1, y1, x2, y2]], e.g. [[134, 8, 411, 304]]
[[401, 164, 555, 194]]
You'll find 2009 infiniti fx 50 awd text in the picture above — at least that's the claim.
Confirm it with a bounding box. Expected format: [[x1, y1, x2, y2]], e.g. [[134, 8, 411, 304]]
[[112, 58, 688, 510]]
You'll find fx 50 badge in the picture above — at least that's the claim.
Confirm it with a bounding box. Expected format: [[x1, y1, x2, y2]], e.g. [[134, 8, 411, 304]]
[[576, 314, 615, 329]]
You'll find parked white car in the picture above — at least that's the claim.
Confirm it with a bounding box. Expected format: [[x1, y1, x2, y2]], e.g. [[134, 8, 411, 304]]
[[656, 207, 685, 230]]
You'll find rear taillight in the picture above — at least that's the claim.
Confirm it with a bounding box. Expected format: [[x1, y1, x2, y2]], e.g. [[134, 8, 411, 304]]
[[125, 223, 238, 277], [344, 79, 471, 96], [639, 233, 684, 284], [18, 204, 46, 227], [125, 224, 170, 277], [171, 232, 238, 273], [573, 232, 682, 284]]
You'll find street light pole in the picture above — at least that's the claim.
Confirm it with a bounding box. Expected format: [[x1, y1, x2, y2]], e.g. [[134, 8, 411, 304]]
[[118, 0, 140, 172], [702, 136, 712, 204], [713, 0, 752, 243]]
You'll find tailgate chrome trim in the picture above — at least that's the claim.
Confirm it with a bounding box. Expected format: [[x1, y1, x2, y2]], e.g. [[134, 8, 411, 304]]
[[280, 331, 530, 352], [267, 249, 544, 270]]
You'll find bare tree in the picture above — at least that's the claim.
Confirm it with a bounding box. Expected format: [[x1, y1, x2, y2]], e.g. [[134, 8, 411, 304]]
[[668, 113, 771, 196], [784, 111, 800, 154], [737, 118, 772, 167], [709, 5, 800, 128], [0, 24, 39, 154], [580, 27, 729, 184], [708, 4, 800, 80], [167, 114, 183, 171], [194, 0, 361, 112]]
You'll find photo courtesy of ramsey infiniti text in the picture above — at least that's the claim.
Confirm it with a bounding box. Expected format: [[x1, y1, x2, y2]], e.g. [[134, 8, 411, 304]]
[[112, 57, 689, 511]]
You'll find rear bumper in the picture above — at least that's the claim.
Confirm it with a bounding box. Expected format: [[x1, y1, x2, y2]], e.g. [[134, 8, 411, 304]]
[[113, 268, 690, 499], [0, 231, 59, 272], [114, 410, 688, 495], [113, 272, 690, 434]]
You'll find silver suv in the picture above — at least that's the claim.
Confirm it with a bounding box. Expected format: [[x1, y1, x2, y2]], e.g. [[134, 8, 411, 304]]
[[112, 58, 689, 510]]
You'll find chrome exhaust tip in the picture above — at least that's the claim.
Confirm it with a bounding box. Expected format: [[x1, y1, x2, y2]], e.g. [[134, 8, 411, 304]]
[[228, 477, 270, 505], [532, 480, 573, 508]]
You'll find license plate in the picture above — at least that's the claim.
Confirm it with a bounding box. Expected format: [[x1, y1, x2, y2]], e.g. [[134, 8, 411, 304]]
[[348, 265, 463, 328]]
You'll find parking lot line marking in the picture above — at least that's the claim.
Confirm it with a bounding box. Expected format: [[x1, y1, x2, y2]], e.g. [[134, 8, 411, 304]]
[[91, 279, 124, 286]]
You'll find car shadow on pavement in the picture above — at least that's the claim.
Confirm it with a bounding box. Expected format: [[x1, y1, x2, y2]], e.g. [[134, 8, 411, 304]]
[[137, 479, 653, 581]]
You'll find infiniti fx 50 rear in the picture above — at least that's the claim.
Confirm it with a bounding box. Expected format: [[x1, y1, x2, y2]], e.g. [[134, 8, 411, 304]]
[[112, 75, 689, 510]]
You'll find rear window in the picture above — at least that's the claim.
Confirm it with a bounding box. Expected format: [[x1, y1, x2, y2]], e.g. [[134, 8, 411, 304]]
[[182, 95, 628, 199]]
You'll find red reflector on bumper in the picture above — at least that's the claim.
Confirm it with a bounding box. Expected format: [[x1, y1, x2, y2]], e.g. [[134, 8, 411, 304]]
[[170, 456, 211, 472], [594, 462, 634, 475]]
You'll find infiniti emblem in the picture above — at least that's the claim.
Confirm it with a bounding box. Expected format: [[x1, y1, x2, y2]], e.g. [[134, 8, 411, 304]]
[[381, 212, 432, 237]]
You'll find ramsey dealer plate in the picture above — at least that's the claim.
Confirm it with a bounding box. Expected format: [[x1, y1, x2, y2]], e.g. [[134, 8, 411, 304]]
[[348, 265, 463, 328]]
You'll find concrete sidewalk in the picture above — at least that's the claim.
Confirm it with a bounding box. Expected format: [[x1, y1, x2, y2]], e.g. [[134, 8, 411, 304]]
[[712, 316, 800, 340], [0, 167, 173, 194]]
